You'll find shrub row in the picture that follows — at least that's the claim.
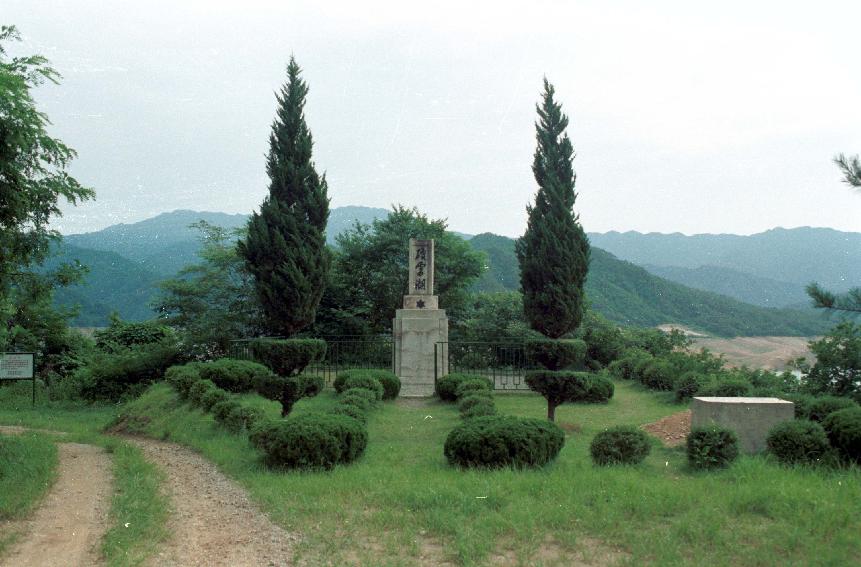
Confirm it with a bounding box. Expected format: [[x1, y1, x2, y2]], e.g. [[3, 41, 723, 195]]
[[439, 373, 566, 468], [333, 369, 401, 400], [765, 407, 861, 466]]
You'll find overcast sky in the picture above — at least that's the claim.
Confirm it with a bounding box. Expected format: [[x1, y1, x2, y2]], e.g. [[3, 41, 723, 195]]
[[6, 0, 861, 237]]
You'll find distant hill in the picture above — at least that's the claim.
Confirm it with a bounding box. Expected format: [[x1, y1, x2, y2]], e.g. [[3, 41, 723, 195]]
[[41, 244, 160, 325], [588, 227, 861, 293], [467, 233, 830, 337], [641, 264, 810, 309]]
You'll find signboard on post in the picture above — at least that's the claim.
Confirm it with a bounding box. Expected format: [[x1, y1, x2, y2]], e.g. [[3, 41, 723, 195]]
[[0, 353, 36, 406]]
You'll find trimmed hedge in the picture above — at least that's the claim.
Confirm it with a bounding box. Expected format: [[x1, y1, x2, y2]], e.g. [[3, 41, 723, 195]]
[[342, 387, 379, 405], [444, 416, 565, 468], [330, 404, 368, 424], [822, 407, 861, 464], [687, 426, 739, 470], [199, 358, 273, 393], [188, 379, 218, 408], [339, 393, 373, 412], [334, 374, 384, 400], [250, 414, 368, 470], [590, 426, 651, 465], [224, 405, 266, 433], [435, 373, 487, 402], [249, 338, 326, 377], [200, 388, 230, 412], [462, 402, 497, 419], [766, 420, 831, 465], [212, 399, 241, 424], [334, 369, 401, 400], [454, 377, 493, 400], [525, 338, 587, 371], [165, 363, 202, 399], [525, 370, 613, 421]]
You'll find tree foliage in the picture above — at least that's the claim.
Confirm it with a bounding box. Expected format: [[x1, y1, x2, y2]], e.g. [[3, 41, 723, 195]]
[[156, 221, 263, 357], [803, 322, 861, 401], [516, 79, 589, 338], [238, 57, 329, 336], [316, 206, 484, 336]]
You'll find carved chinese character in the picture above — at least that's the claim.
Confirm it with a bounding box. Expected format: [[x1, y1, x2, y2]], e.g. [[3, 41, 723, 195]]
[[415, 278, 426, 291]]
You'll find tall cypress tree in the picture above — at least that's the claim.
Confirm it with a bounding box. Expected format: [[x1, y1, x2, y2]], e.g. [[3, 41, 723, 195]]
[[239, 57, 330, 336], [515, 79, 590, 339]]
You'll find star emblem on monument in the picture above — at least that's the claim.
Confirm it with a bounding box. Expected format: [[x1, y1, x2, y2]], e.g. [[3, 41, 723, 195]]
[[416, 299, 426, 308]]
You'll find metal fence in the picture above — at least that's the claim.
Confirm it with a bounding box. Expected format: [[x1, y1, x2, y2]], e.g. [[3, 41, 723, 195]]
[[434, 341, 536, 391], [228, 336, 394, 386]]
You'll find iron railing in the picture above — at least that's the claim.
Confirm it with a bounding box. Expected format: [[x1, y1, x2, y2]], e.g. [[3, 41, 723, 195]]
[[228, 336, 394, 386], [435, 341, 536, 391]]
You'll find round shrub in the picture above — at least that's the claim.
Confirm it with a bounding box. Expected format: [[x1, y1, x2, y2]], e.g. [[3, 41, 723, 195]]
[[339, 393, 372, 412], [822, 407, 861, 464], [165, 363, 202, 399], [686, 426, 739, 470], [199, 358, 273, 393], [766, 420, 831, 465], [458, 393, 495, 413], [607, 349, 652, 381], [807, 396, 857, 423], [783, 393, 814, 419], [699, 379, 752, 398], [336, 374, 384, 400], [590, 426, 651, 465], [250, 413, 368, 469], [187, 379, 217, 408], [640, 360, 675, 391], [342, 387, 379, 405], [249, 338, 326, 377], [455, 377, 492, 400], [435, 373, 481, 402], [372, 371, 401, 400], [212, 399, 242, 425], [300, 374, 326, 398], [224, 405, 266, 433], [330, 404, 367, 424], [444, 416, 565, 468], [200, 387, 230, 412], [526, 338, 587, 370], [583, 373, 615, 403], [462, 402, 498, 419]]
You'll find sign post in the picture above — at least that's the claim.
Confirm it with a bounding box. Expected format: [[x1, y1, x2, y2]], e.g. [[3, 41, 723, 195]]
[[0, 353, 36, 406]]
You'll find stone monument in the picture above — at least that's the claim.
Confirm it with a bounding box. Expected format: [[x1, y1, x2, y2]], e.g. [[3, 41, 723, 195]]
[[691, 397, 794, 454], [393, 238, 448, 397]]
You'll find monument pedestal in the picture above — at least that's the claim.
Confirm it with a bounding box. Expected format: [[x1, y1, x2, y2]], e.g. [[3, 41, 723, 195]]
[[393, 304, 448, 397]]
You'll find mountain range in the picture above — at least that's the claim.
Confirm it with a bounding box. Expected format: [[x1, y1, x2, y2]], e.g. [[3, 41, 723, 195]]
[[48, 206, 853, 336]]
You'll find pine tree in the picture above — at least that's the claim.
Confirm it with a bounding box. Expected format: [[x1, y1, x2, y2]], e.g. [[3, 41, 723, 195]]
[[239, 57, 330, 336], [515, 79, 590, 338]]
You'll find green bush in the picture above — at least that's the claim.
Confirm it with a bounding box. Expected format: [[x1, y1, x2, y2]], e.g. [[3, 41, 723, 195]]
[[783, 393, 815, 419], [674, 371, 708, 402], [766, 420, 831, 465], [335, 369, 401, 400], [335, 374, 384, 400], [77, 341, 181, 402], [687, 426, 739, 470], [458, 394, 495, 414], [165, 363, 202, 399], [526, 338, 587, 370], [822, 407, 861, 464], [699, 379, 752, 398], [199, 358, 273, 393], [187, 379, 217, 408], [342, 387, 379, 406], [525, 370, 611, 421], [94, 319, 175, 353], [200, 387, 230, 412], [339, 393, 373, 412], [455, 377, 493, 400], [301, 375, 326, 397], [590, 426, 651, 465], [330, 404, 367, 424], [251, 373, 305, 417], [435, 373, 470, 402], [640, 359, 676, 391], [212, 399, 242, 425], [607, 349, 652, 381], [224, 405, 266, 433], [250, 413, 368, 469], [462, 402, 498, 419], [444, 416, 565, 468], [249, 338, 326, 377], [807, 396, 858, 423]]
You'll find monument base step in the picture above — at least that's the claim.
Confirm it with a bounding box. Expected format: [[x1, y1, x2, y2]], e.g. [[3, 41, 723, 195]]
[[399, 383, 435, 398]]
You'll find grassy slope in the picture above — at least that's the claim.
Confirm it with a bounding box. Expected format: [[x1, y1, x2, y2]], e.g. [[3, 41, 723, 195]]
[[0, 383, 169, 567], [121, 383, 861, 567]]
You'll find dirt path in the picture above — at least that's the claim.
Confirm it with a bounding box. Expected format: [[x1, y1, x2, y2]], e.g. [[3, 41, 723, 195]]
[[123, 436, 296, 567], [2, 442, 112, 567]]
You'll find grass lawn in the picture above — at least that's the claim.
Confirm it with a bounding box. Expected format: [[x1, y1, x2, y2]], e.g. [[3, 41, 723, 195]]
[[0, 382, 169, 567], [0, 431, 58, 554], [118, 381, 861, 566]]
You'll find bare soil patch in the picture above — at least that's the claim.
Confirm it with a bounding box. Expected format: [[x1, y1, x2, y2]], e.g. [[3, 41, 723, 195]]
[[123, 436, 296, 567], [691, 336, 815, 371], [489, 534, 629, 566], [2, 442, 112, 567], [642, 410, 691, 447], [0, 425, 68, 437]]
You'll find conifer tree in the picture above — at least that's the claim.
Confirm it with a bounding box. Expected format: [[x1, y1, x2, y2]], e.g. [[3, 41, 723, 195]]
[[515, 79, 589, 338], [239, 57, 330, 336]]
